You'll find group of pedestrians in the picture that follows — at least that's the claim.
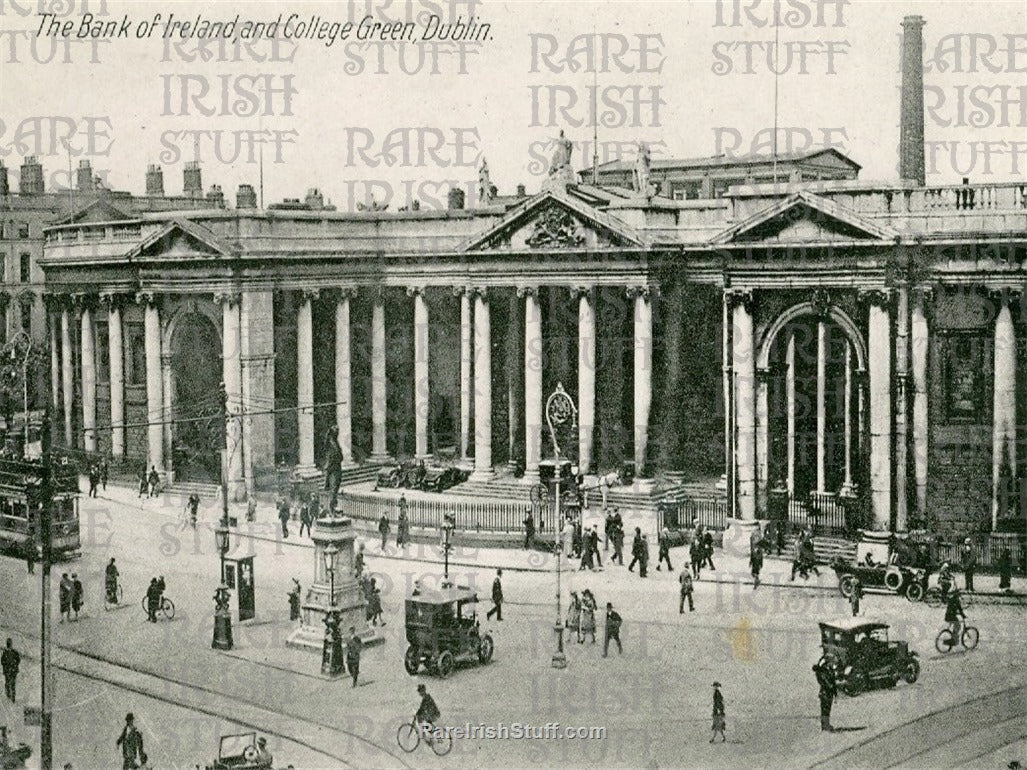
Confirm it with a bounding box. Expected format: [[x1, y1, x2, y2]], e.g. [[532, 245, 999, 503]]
[[87, 460, 108, 498], [689, 524, 716, 579], [278, 491, 319, 539], [58, 572, 84, 622], [137, 466, 160, 498], [377, 497, 412, 551]]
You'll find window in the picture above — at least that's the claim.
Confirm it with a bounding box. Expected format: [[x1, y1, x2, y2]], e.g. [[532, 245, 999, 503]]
[[0, 253, 5, 282], [17, 223, 29, 239], [96, 320, 109, 384], [19, 301, 31, 336], [19, 253, 30, 283], [127, 325, 146, 386]]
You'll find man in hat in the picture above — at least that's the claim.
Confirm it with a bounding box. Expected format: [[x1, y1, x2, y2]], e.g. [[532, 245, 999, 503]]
[[523, 506, 535, 550], [603, 602, 623, 657], [813, 659, 837, 731], [115, 713, 144, 769], [346, 626, 362, 687], [656, 527, 674, 572], [487, 569, 503, 621], [415, 683, 441, 732], [2, 638, 20, 702], [711, 683, 726, 743], [679, 569, 694, 613], [944, 587, 965, 647], [254, 737, 273, 766], [960, 537, 977, 592]]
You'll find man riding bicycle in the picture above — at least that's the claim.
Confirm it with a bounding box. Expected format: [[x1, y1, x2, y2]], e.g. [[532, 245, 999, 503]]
[[944, 587, 965, 643], [415, 684, 441, 737], [105, 558, 119, 604], [938, 562, 954, 601]]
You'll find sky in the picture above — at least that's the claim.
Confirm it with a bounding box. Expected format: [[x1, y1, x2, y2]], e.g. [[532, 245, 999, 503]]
[[1, 0, 1024, 210]]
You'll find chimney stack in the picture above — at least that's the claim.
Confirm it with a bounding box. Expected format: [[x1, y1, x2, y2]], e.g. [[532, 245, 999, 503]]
[[77, 160, 95, 191], [305, 188, 325, 210], [183, 161, 202, 198], [447, 187, 465, 210], [19, 156, 44, 195], [205, 184, 225, 208], [516, 184, 527, 198], [0, 161, 8, 196], [146, 164, 165, 196], [236, 184, 257, 209], [899, 15, 926, 186]]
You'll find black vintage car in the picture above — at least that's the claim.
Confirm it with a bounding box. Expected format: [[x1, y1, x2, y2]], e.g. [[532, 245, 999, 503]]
[[832, 534, 933, 602], [816, 619, 920, 697], [422, 465, 468, 493], [403, 583, 494, 678]]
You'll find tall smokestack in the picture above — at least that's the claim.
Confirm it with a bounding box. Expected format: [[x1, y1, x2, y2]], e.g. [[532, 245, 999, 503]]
[[899, 15, 926, 186], [183, 161, 202, 198]]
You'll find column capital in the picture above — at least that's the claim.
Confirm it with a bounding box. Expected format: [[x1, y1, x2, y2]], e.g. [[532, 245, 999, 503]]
[[516, 285, 539, 298], [0, 290, 10, 309], [135, 291, 159, 308], [894, 372, 912, 396], [160, 352, 174, 367], [406, 285, 427, 298], [339, 286, 358, 299], [99, 292, 126, 311], [810, 288, 832, 319], [70, 292, 93, 311], [301, 288, 321, 303], [626, 284, 659, 301], [756, 366, 772, 384], [470, 286, 489, 300], [858, 288, 893, 309], [213, 290, 241, 307], [452, 285, 471, 298], [988, 286, 1023, 305], [911, 285, 937, 305], [569, 285, 595, 301], [18, 289, 36, 309], [725, 288, 754, 312]]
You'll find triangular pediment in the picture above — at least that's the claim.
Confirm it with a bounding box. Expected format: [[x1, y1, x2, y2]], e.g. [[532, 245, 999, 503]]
[[55, 197, 133, 225], [126, 218, 235, 260], [463, 190, 641, 251], [712, 191, 896, 245]]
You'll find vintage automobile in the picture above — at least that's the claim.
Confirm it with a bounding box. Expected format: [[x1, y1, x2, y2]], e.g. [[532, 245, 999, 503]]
[[374, 462, 408, 490], [832, 533, 933, 602], [403, 583, 494, 678], [816, 619, 920, 696], [205, 732, 274, 770], [422, 465, 468, 493], [0, 725, 30, 768]]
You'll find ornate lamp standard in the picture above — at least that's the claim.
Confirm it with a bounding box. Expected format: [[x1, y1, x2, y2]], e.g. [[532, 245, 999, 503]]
[[441, 512, 456, 588], [212, 522, 233, 650], [321, 542, 344, 677], [546, 382, 577, 670]]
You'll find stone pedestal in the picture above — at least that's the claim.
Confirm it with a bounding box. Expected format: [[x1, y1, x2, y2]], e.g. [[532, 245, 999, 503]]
[[286, 516, 385, 653]]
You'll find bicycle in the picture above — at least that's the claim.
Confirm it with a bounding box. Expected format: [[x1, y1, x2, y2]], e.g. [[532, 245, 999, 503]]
[[924, 586, 975, 609], [103, 583, 123, 611], [396, 720, 452, 756], [935, 622, 979, 654], [141, 594, 176, 621]]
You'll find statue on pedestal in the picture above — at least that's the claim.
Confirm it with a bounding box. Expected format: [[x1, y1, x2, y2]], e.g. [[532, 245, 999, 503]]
[[633, 141, 655, 198]]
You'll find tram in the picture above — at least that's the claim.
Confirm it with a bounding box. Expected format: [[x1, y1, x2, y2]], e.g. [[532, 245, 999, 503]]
[[0, 454, 81, 560]]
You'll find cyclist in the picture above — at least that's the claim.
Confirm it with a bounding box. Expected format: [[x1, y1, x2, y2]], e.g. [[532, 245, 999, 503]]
[[105, 558, 119, 604], [415, 684, 441, 737], [937, 561, 954, 601], [145, 578, 161, 623], [944, 587, 965, 646]]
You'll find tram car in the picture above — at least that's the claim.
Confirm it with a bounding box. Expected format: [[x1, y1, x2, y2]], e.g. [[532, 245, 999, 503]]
[[0, 455, 81, 560]]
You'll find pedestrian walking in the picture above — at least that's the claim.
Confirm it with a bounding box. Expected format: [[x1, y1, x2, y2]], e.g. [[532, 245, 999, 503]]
[[354, 542, 365, 579], [367, 580, 385, 626], [397, 509, 410, 548], [99, 459, 109, 490], [147, 466, 160, 497], [566, 592, 581, 640], [71, 573, 84, 620], [640, 534, 650, 578], [960, 537, 977, 592], [589, 524, 603, 570], [849, 578, 863, 616], [702, 530, 716, 570], [656, 527, 674, 571], [88, 465, 99, 498], [523, 507, 535, 550], [561, 516, 574, 561], [679, 570, 695, 613], [378, 513, 390, 551], [580, 590, 597, 644], [690, 538, 703, 579], [813, 659, 837, 731], [346, 626, 362, 687], [612, 518, 624, 565], [749, 522, 764, 560], [137, 469, 148, 498], [750, 544, 764, 590], [572, 516, 583, 559], [602, 602, 622, 657], [288, 579, 302, 622], [604, 510, 614, 552], [299, 493, 315, 538], [2, 638, 20, 702], [579, 529, 594, 571], [628, 527, 643, 573], [187, 493, 200, 529], [59, 573, 72, 623], [710, 683, 726, 743], [486, 569, 503, 621], [116, 713, 145, 770], [998, 546, 1013, 591], [277, 497, 290, 539], [24, 524, 35, 574], [105, 558, 120, 605]]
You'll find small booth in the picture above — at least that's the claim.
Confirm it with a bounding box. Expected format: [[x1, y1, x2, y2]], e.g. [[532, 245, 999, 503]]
[[222, 555, 256, 622]]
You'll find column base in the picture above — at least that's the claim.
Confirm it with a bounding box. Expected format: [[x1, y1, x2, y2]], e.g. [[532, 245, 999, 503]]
[[839, 482, 859, 498], [368, 454, 393, 465], [522, 469, 540, 485], [551, 650, 568, 669], [293, 465, 321, 480], [633, 477, 657, 494], [469, 468, 495, 483], [715, 474, 728, 492]]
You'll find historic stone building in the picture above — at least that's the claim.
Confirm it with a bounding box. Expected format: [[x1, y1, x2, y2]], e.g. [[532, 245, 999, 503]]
[[38, 15, 1027, 536]]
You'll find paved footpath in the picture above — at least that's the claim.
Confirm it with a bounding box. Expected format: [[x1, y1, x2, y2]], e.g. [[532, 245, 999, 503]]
[[93, 480, 1027, 602]]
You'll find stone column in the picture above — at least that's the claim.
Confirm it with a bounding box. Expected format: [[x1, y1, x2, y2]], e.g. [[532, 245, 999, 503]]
[[409, 286, 431, 460], [910, 287, 931, 520], [334, 288, 356, 467], [217, 291, 245, 499], [60, 305, 73, 447], [239, 291, 276, 491], [138, 292, 164, 473], [574, 286, 597, 474], [755, 366, 770, 516], [78, 297, 97, 452], [470, 287, 493, 481], [865, 290, 893, 530], [991, 289, 1018, 529], [816, 318, 828, 492], [628, 285, 655, 481], [370, 289, 389, 462], [48, 304, 59, 414], [161, 352, 173, 477], [841, 340, 854, 494], [894, 287, 911, 531], [102, 294, 125, 458], [786, 331, 796, 495], [456, 287, 472, 463], [296, 289, 318, 471], [722, 289, 734, 511], [506, 292, 522, 474], [520, 286, 542, 485], [731, 290, 756, 520]]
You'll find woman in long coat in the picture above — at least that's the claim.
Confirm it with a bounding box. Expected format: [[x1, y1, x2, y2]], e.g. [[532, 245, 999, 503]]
[[566, 591, 581, 641], [579, 590, 597, 644]]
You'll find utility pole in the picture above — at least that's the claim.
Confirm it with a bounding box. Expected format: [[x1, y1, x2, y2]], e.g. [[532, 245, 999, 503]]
[[40, 407, 53, 770], [219, 381, 229, 527]]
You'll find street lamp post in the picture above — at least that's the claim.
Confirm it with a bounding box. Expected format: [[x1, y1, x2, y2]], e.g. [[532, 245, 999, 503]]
[[441, 512, 455, 587], [39, 407, 53, 770], [321, 542, 344, 677], [545, 382, 577, 670], [212, 523, 233, 650]]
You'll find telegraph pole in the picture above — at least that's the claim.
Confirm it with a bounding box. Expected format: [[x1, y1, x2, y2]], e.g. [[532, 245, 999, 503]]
[[39, 407, 53, 770]]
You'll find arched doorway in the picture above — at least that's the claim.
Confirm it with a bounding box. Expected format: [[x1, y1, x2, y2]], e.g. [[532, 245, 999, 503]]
[[169, 312, 222, 483]]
